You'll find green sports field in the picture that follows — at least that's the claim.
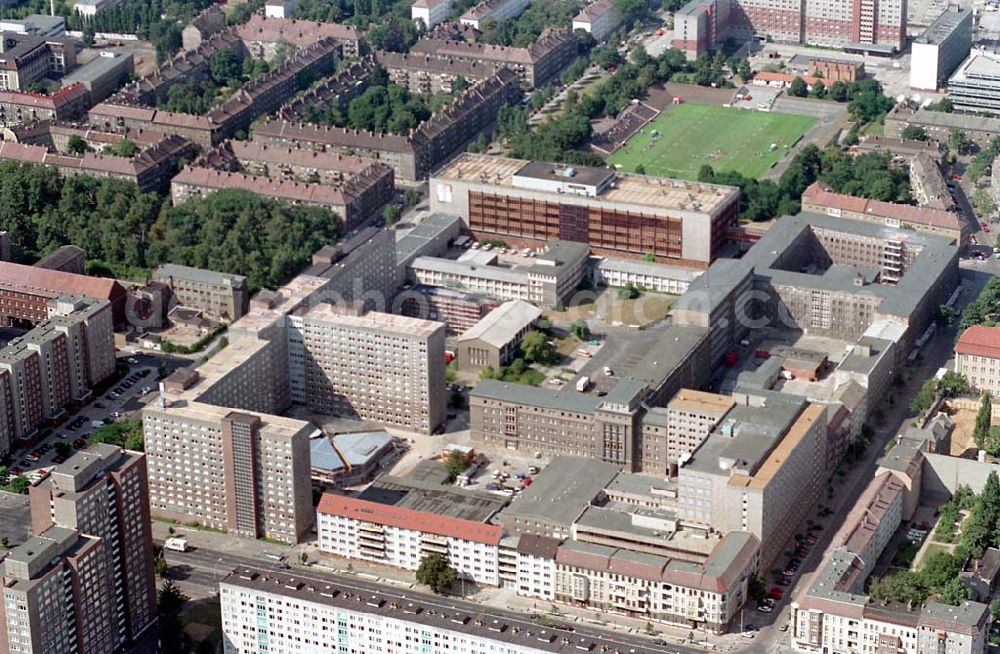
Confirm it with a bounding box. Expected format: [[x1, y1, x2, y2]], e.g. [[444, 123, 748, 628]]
[[608, 103, 817, 180]]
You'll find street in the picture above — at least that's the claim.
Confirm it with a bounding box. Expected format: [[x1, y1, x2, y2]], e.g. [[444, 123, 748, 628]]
[[160, 543, 707, 654]]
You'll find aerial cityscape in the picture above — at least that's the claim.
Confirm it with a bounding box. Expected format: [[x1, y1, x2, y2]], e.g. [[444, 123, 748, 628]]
[[0, 0, 999, 652]]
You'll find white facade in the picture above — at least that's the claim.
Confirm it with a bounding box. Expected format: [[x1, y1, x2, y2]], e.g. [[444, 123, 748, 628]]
[[515, 551, 555, 600], [571, 0, 621, 42], [221, 572, 609, 654], [955, 351, 1000, 396], [316, 505, 501, 585], [911, 41, 943, 91], [264, 0, 299, 18], [411, 0, 453, 29], [591, 257, 700, 295], [459, 0, 530, 30]]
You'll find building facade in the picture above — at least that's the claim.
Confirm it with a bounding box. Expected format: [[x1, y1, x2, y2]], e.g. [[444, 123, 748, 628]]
[[151, 263, 249, 323], [430, 154, 740, 267], [955, 325, 1000, 396], [910, 5, 973, 91], [142, 402, 315, 544]]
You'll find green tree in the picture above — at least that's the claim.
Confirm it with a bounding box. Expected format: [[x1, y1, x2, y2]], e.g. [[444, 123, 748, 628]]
[[974, 393, 993, 449], [949, 129, 969, 154], [829, 81, 849, 102], [103, 139, 138, 157], [569, 319, 590, 341], [900, 125, 927, 141], [209, 46, 243, 86], [3, 476, 29, 494], [88, 419, 144, 451], [382, 204, 400, 226], [520, 331, 555, 365], [634, 164, 646, 174], [416, 554, 458, 594], [989, 597, 1000, 619], [788, 77, 808, 97], [54, 441, 73, 458], [617, 283, 641, 300], [910, 378, 938, 415], [403, 189, 419, 207], [810, 79, 826, 98], [973, 189, 997, 218], [937, 577, 972, 605], [443, 449, 469, 482], [66, 135, 88, 154], [937, 371, 967, 396]]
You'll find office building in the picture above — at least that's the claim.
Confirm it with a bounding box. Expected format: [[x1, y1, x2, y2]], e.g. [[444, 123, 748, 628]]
[[948, 50, 1000, 115], [429, 154, 740, 267], [955, 325, 1000, 396], [572, 0, 622, 42], [455, 300, 541, 372], [0, 261, 126, 326], [801, 180, 965, 243], [399, 285, 499, 336], [0, 32, 75, 92], [671, 0, 905, 60], [28, 444, 157, 646], [142, 401, 316, 544], [151, 263, 249, 323], [408, 241, 589, 308], [0, 15, 65, 38], [676, 399, 827, 568], [910, 5, 973, 91], [590, 256, 702, 295], [60, 50, 134, 103], [286, 306, 447, 434]]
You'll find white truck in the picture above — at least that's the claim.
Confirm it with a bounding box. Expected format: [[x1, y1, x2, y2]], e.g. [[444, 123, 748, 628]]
[[164, 537, 188, 552], [576, 376, 590, 392]]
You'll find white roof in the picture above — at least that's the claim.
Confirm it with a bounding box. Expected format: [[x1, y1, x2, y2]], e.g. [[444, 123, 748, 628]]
[[456, 300, 541, 348]]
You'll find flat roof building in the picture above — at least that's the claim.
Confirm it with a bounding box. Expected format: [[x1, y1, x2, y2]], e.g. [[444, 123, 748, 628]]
[[911, 5, 973, 91], [948, 50, 1000, 115], [151, 263, 249, 323], [429, 153, 740, 267]]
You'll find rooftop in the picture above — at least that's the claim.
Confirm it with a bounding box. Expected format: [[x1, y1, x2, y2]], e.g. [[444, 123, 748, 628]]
[[298, 304, 445, 339], [667, 388, 734, 415], [0, 260, 122, 301], [358, 469, 507, 523], [317, 493, 503, 545], [575, 0, 617, 22], [62, 50, 132, 85], [153, 263, 246, 287], [801, 181, 964, 234], [956, 325, 1000, 359], [499, 456, 620, 529], [915, 5, 972, 45], [456, 300, 541, 348], [435, 153, 737, 215]]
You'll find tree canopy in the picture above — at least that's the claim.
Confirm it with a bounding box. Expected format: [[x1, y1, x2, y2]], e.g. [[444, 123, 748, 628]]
[[416, 554, 458, 594], [88, 419, 145, 451]]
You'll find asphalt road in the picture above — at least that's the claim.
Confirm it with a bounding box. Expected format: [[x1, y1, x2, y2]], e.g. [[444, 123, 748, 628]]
[[162, 545, 707, 654]]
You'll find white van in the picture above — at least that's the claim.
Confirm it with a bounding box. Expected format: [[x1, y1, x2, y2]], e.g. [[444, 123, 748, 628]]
[[164, 537, 188, 552]]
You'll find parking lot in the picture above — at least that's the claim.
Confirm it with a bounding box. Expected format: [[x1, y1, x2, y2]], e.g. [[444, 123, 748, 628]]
[[2, 353, 172, 487]]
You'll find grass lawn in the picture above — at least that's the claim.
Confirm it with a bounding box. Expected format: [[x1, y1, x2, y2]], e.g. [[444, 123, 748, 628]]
[[608, 103, 817, 180]]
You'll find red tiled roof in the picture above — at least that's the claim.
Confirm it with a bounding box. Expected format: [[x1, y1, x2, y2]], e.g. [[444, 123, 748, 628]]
[[173, 167, 351, 206], [802, 181, 965, 232], [0, 261, 122, 301], [236, 15, 359, 46], [317, 493, 503, 545], [956, 325, 1000, 359]]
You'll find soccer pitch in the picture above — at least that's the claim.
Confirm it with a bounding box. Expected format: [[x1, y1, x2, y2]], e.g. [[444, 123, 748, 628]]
[[608, 103, 818, 180]]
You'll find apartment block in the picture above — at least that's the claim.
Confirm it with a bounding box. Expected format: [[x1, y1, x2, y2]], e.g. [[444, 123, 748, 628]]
[[955, 325, 1000, 396], [317, 493, 504, 584], [0, 32, 75, 92], [429, 154, 740, 267], [0, 527, 117, 654], [303, 227, 400, 309], [151, 263, 249, 322], [410, 28, 576, 89], [0, 295, 115, 450], [885, 102, 1000, 149], [27, 444, 157, 645], [286, 305, 447, 434], [220, 566, 666, 654], [256, 67, 521, 181], [376, 51, 502, 94], [0, 83, 90, 126], [639, 389, 734, 475], [142, 401, 315, 544], [411, 0, 453, 30]]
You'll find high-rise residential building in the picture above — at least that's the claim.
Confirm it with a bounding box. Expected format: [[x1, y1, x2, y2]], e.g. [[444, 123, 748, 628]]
[[0, 295, 115, 451], [0, 527, 117, 654], [286, 306, 447, 434], [142, 401, 316, 544], [27, 444, 157, 645]]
